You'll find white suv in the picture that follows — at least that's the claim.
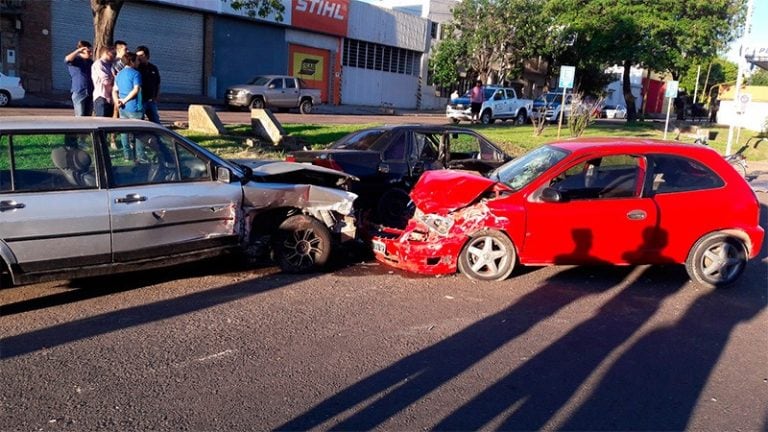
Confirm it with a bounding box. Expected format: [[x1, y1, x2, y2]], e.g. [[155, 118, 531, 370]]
[[0, 73, 25, 107]]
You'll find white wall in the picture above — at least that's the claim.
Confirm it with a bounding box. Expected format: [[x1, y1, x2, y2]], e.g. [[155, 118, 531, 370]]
[[347, 1, 429, 52], [341, 67, 419, 107], [718, 101, 768, 132]]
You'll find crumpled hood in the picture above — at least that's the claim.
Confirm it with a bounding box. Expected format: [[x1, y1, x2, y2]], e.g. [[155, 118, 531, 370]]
[[410, 170, 499, 214]]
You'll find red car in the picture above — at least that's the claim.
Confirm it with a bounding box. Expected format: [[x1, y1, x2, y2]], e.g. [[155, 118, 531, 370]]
[[372, 137, 764, 287]]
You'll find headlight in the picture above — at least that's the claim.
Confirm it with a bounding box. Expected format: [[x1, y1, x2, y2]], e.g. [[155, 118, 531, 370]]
[[416, 211, 454, 236]]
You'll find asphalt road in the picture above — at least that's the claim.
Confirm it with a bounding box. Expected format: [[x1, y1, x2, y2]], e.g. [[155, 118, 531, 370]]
[[1, 106, 767, 430], [1, 203, 767, 431]]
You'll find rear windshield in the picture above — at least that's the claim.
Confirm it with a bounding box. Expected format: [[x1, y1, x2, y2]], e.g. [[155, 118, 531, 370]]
[[330, 129, 388, 150]]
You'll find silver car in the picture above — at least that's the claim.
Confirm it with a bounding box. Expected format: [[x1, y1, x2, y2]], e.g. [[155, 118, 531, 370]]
[[0, 117, 357, 286]]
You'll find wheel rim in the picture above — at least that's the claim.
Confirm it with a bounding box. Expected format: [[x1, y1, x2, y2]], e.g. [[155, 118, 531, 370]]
[[465, 236, 510, 278], [282, 229, 323, 270], [252, 99, 264, 109], [0, 93, 8, 106], [700, 241, 744, 284], [516, 114, 525, 125], [302, 103, 312, 113], [481, 112, 490, 124]]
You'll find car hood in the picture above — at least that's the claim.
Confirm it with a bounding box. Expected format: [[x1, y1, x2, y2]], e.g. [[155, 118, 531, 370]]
[[410, 170, 499, 214], [450, 96, 471, 106], [227, 84, 264, 92], [233, 159, 358, 187]]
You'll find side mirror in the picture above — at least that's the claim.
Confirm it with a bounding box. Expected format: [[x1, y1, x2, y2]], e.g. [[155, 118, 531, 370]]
[[217, 166, 232, 184], [412, 161, 425, 176], [378, 163, 391, 174], [540, 187, 564, 203], [268, 84, 275, 89]]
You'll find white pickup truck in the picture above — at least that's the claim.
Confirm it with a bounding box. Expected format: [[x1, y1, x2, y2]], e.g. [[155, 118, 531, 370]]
[[446, 86, 533, 125]]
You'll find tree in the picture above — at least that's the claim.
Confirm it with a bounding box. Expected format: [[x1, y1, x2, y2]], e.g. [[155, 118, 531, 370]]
[[549, 0, 745, 122], [91, 0, 124, 54], [89, 0, 284, 54], [749, 69, 768, 86], [431, 0, 558, 87]]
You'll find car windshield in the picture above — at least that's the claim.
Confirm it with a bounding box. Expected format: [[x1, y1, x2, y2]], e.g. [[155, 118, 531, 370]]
[[330, 129, 387, 150], [539, 93, 564, 103], [248, 76, 271, 85], [490, 145, 569, 191]]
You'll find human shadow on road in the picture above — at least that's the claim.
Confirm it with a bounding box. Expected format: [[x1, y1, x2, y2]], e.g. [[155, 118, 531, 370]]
[[559, 204, 768, 430], [277, 262, 633, 431], [433, 263, 686, 430], [0, 257, 270, 317], [0, 270, 311, 359]]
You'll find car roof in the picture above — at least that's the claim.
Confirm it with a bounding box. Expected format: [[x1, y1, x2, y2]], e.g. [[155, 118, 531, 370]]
[[361, 124, 478, 133], [0, 116, 162, 131], [548, 137, 720, 158]]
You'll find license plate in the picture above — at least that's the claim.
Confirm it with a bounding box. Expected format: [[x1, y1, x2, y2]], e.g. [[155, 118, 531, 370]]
[[372, 239, 386, 254]]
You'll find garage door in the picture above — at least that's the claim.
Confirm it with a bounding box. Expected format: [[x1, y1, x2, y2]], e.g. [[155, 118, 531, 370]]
[[52, 1, 203, 95]]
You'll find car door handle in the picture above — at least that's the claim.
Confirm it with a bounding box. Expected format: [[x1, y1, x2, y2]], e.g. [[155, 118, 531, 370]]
[[115, 193, 147, 204], [627, 210, 647, 220], [0, 200, 25, 211]]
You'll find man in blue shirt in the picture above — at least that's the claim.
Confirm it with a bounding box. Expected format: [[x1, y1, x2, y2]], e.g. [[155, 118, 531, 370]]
[[64, 40, 94, 116], [113, 52, 146, 160]]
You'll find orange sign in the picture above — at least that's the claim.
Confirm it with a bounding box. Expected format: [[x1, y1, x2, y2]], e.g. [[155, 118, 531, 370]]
[[289, 44, 330, 103], [291, 0, 348, 36]]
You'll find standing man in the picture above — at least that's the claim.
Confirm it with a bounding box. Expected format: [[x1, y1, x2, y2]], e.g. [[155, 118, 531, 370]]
[[64, 40, 94, 116], [111, 40, 128, 118], [113, 52, 146, 161], [136, 45, 161, 124], [469, 79, 484, 124], [91, 45, 115, 117]]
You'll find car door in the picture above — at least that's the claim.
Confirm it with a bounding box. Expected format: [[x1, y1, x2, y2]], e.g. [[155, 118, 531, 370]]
[[0, 131, 111, 273], [266, 78, 287, 108], [444, 131, 507, 174], [103, 129, 242, 262], [522, 154, 660, 264], [490, 89, 508, 118], [283, 78, 300, 107], [408, 131, 443, 182]]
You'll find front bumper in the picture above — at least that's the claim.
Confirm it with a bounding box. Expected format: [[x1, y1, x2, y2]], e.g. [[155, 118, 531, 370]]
[[225, 91, 251, 107], [446, 106, 472, 121], [372, 226, 464, 275]]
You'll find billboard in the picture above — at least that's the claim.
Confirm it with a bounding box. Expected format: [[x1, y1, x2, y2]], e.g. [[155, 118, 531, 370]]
[[291, 0, 348, 36]]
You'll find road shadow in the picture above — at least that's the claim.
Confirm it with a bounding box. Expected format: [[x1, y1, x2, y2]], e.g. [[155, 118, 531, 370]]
[[0, 269, 311, 359], [0, 256, 269, 317], [277, 264, 633, 431]]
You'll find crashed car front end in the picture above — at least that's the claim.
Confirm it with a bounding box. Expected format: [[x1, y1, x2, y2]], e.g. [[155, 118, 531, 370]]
[[372, 171, 513, 275]]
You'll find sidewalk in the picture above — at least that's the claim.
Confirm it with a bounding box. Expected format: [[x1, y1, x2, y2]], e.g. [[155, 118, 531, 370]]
[[15, 91, 445, 116]]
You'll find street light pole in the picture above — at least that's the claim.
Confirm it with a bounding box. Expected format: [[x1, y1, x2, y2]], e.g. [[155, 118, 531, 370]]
[[726, 0, 754, 156]]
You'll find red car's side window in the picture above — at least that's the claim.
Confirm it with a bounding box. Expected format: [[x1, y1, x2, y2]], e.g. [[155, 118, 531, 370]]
[[650, 155, 724, 193], [551, 155, 642, 200]]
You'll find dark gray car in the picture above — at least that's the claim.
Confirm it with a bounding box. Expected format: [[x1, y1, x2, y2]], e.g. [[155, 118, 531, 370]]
[[0, 117, 357, 286]]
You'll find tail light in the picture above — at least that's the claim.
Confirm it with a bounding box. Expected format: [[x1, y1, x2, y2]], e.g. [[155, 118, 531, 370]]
[[312, 158, 343, 172], [285, 154, 296, 162]]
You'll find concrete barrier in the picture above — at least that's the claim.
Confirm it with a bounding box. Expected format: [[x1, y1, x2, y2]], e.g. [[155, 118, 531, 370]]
[[188, 105, 226, 135]]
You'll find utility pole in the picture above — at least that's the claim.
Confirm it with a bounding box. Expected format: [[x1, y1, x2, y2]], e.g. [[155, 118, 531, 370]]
[[726, 0, 754, 156]]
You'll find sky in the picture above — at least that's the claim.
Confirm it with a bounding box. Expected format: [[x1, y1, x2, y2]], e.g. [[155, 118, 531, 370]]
[[726, 0, 768, 63]]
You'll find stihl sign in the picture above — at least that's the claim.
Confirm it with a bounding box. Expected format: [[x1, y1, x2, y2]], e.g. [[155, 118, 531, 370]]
[[292, 0, 348, 36]]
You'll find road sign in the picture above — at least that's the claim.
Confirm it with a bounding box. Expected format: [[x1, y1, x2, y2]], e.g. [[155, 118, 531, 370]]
[[737, 93, 751, 114], [558, 66, 575, 89], [665, 80, 679, 98]]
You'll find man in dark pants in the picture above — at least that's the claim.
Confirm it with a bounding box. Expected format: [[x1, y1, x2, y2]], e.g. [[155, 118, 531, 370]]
[[136, 45, 161, 124]]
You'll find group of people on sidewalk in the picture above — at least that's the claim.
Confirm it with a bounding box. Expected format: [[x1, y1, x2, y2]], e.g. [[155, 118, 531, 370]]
[[65, 39, 161, 125]]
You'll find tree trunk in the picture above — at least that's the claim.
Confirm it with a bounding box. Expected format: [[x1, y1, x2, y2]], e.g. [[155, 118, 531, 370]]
[[622, 59, 637, 122], [91, 0, 124, 55]]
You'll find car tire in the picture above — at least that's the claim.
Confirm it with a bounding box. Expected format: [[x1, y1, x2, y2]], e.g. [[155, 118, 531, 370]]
[[450, 118, 460, 124], [273, 214, 332, 273], [458, 230, 516, 281], [515, 111, 527, 125], [299, 99, 313, 115], [685, 233, 747, 288], [376, 188, 413, 228], [251, 97, 265, 110], [480, 110, 494, 125], [0, 91, 10, 107]]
